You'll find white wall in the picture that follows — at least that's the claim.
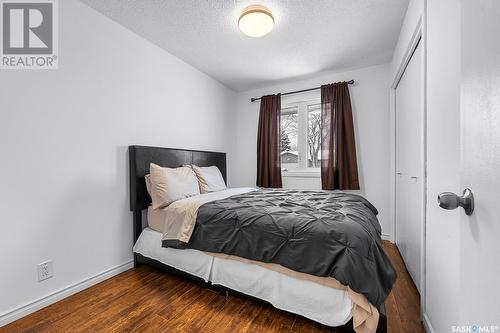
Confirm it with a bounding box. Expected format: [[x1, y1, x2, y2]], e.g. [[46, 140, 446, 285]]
[[388, 0, 424, 245], [0, 0, 235, 325], [229, 64, 392, 238], [391, 0, 424, 84], [424, 0, 461, 332]]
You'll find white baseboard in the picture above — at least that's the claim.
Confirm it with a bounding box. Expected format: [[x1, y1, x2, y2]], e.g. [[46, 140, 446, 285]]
[[381, 233, 392, 241], [0, 260, 134, 327], [423, 312, 435, 333]]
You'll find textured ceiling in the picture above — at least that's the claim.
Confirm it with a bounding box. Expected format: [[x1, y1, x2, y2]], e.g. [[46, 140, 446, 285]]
[[80, 0, 409, 91]]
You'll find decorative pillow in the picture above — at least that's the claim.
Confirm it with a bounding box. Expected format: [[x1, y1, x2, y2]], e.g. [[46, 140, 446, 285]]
[[145, 174, 152, 196], [149, 163, 200, 209], [191, 165, 227, 193]]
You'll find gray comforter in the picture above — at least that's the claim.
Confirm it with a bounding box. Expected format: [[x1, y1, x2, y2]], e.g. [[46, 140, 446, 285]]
[[163, 189, 396, 307]]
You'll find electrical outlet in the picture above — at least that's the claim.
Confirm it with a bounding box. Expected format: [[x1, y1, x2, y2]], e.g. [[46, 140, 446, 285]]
[[37, 260, 54, 282]]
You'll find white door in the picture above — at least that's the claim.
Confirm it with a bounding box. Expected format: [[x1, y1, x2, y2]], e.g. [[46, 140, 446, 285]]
[[395, 41, 423, 292], [424, 0, 500, 331], [459, 0, 500, 325]]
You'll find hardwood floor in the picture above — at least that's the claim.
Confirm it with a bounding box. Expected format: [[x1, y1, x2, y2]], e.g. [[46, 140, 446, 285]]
[[1, 241, 425, 333]]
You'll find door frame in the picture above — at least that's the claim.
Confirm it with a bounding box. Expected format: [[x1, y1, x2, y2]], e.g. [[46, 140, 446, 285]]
[[389, 12, 427, 319]]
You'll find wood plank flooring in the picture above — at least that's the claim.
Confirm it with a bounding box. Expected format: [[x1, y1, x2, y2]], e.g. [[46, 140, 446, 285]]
[[1, 241, 425, 332]]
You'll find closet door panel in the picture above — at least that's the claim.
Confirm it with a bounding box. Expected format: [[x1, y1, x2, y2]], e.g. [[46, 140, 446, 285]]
[[395, 42, 423, 292]]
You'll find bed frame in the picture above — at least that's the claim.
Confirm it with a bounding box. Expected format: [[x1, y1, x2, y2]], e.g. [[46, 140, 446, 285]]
[[128, 145, 386, 333]]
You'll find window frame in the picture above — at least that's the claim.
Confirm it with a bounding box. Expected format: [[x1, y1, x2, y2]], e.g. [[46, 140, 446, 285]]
[[280, 93, 321, 178]]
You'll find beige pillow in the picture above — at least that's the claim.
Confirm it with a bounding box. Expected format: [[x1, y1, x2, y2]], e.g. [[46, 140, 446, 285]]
[[149, 163, 200, 209], [145, 174, 152, 196], [191, 165, 227, 193]]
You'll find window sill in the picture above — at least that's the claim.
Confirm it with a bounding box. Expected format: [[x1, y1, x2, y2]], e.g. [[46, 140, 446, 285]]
[[282, 170, 321, 178]]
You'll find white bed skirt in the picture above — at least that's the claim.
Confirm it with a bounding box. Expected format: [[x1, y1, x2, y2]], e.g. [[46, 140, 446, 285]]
[[133, 228, 353, 327]]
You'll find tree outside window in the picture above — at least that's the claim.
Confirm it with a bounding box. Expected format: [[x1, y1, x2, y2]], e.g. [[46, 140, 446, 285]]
[[280, 100, 321, 173], [307, 104, 321, 168]]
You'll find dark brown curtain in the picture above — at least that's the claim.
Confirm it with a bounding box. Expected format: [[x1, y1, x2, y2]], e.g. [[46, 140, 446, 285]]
[[320, 82, 359, 190], [257, 94, 282, 188]]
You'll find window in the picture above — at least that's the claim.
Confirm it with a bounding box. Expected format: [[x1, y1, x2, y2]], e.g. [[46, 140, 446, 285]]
[[307, 104, 321, 168], [280, 106, 299, 170], [280, 98, 321, 176]]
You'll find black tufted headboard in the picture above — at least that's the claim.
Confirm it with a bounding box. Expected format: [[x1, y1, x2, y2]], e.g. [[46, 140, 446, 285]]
[[128, 145, 226, 254], [129, 145, 226, 211]]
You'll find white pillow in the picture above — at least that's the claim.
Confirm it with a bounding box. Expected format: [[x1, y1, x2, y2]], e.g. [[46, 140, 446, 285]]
[[191, 165, 227, 193], [149, 163, 200, 209]]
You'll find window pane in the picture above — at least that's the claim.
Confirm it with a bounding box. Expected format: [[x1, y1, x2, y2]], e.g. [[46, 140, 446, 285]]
[[307, 104, 321, 168], [280, 106, 299, 170]]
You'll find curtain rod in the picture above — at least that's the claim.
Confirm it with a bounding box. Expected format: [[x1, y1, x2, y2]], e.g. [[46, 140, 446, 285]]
[[250, 80, 355, 102]]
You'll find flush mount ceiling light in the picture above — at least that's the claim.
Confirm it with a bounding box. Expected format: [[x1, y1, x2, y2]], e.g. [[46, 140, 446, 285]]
[[238, 5, 274, 37]]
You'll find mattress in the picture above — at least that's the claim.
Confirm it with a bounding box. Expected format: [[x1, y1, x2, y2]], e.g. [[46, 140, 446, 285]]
[[133, 227, 353, 327]]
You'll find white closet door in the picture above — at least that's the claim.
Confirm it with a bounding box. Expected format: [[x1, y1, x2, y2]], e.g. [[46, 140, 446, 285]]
[[395, 41, 423, 292]]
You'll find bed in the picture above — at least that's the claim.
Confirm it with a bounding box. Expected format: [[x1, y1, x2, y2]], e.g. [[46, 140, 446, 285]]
[[129, 145, 393, 333]]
